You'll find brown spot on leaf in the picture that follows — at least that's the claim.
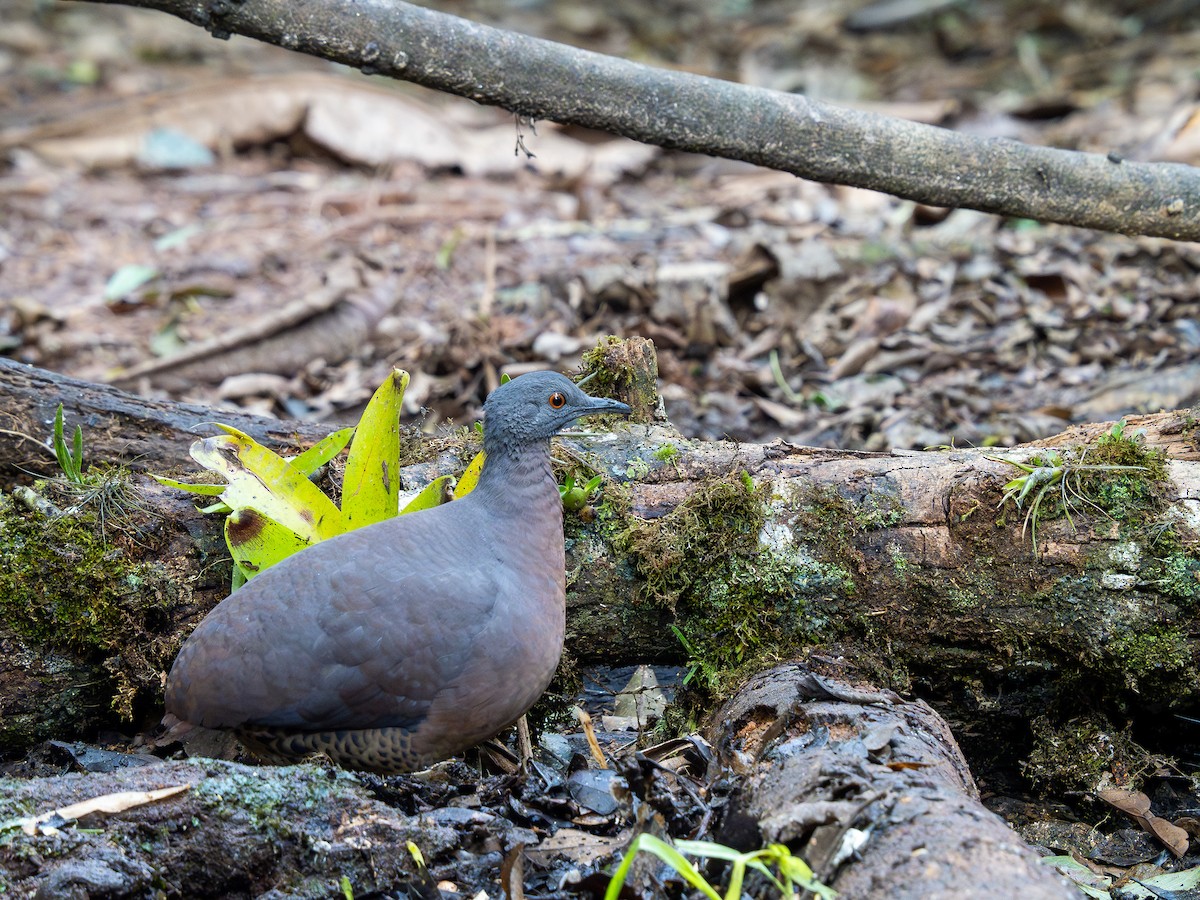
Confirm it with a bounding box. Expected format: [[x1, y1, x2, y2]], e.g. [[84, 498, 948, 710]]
[[227, 508, 266, 545]]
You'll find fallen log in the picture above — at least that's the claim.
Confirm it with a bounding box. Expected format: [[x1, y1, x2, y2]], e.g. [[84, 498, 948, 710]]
[[1, 358, 1198, 807], [0, 664, 1078, 898], [705, 663, 1077, 899]]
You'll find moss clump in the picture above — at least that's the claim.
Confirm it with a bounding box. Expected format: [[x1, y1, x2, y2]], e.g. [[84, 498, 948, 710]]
[[618, 473, 840, 697], [1159, 551, 1200, 604], [855, 492, 904, 530], [1105, 626, 1191, 681], [789, 484, 869, 576], [653, 443, 679, 462], [1081, 426, 1169, 521], [1023, 714, 1155, 795], [621, 473, 765, 610], [580, 335, 659, 423], [0, 488, 181, 720]]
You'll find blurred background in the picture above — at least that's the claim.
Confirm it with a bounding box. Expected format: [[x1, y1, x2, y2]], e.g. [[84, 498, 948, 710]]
[[3, 0, 1200, 447]]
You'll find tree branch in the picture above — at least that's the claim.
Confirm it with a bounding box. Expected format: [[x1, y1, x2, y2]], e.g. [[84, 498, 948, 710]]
[[78, 0, 1200, 239]]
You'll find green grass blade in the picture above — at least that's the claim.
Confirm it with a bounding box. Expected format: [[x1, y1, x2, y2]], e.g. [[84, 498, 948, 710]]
[[71, 424, 84, 479], [606, 835, 722, 900]]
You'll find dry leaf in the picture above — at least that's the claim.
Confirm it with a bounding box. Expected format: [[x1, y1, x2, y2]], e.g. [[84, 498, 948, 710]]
[[21, 784, 191, 835]]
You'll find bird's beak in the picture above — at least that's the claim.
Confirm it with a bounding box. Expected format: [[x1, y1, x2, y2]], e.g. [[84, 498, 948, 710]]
[[584, 396, 632, 417]]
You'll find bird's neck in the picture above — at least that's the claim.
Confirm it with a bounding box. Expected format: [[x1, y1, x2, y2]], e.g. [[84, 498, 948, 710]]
[[473, 439, 558, 514]]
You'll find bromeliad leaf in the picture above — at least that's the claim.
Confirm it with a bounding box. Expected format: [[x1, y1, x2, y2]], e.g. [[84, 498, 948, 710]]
[[401, 475, 456, 514], [453, 451, 485, 499], [152, 427, 352, 501], [291, 427, 354, 477], [225, 508, 312, 583], [150, 475, 226, 497], [341, 368, 409, 530], [190, 425, 342, 542]]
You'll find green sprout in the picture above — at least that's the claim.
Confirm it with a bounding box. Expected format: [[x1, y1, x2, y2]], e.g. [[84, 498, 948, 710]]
[[605, 834, 835, 900], [670, 624, 718, 688], [559, 474, 603, 512], [44, 403, 141, 539], [52, 404, 85, 484]]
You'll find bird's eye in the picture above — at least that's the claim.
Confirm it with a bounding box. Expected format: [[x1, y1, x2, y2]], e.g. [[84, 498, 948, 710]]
[[548, 392, 566, 409]]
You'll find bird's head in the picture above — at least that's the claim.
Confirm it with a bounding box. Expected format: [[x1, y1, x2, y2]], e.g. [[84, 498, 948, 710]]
[[482, 371, 630, 457]]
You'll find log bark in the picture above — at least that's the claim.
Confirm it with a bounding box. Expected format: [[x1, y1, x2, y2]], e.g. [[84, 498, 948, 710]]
[[73, 0, 1200, 241], [0, 357, 351, 478], [0, 665, 1077, 899], [705, 663, 1077, 899], [2, 359, 1199, 781]]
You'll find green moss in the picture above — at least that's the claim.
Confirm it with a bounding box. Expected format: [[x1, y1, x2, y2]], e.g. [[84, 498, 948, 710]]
[[1159, 552, 1200, 603], [1023, 714, 1154, 794], [653, 443, 679, 462], [992, 422, 1171, 553], [1105, 626, 1191, 679], [617, 474, 845, 699], [620, 457, 651, 481], [855, 492, 904, 530], [580, 335, 658, 423], [191, 763, 361, 835], [1076, 424, 1168, 522], [579, 335, 629, 398], [0, 487, 181, 720]]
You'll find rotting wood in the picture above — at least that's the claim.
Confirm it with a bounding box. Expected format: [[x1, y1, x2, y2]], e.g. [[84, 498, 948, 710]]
[[0, 670, 1077, 898], [703, 662, 1078, 899], [1, 359, 1199, 793]]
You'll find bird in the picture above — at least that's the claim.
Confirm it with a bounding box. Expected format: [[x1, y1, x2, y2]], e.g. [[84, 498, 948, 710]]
[[163, 371, 630, 773]]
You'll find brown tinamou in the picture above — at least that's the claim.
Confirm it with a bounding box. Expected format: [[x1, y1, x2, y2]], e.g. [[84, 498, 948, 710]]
[[164, 371, 630, 772]]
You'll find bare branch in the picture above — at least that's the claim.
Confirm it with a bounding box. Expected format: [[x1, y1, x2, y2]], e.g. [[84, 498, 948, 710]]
[[75, 0, 1200, 240]]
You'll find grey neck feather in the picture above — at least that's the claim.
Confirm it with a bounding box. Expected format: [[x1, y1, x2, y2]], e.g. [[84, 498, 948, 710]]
[[475, 435, 554, 500]]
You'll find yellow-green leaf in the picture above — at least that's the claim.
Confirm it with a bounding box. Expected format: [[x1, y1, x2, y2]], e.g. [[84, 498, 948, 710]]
[[453, 450, 486, 499], [225, 508, 312, 579], [291, 427, 354, 477], [401, 475, 456, 514], [342, 368, 409, 530], [190, 426, 342, 541], [150, 474, 226, 496]]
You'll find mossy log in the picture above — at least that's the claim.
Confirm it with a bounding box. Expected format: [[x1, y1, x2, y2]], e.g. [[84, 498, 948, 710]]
[[2, 359, 1200, 791], [0, 665, 1077, 899]]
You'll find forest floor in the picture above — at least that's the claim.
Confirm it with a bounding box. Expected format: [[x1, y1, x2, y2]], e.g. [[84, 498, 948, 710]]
[[5, 0, 1200, 449], [4, 1, 1200, 896]]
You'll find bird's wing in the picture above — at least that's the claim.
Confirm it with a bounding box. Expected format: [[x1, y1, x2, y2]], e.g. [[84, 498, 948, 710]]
[[168, 502, 500, 732]]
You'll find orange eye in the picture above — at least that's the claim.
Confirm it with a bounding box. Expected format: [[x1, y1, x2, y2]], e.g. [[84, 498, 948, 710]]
[[549, 392, 566, 410]]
